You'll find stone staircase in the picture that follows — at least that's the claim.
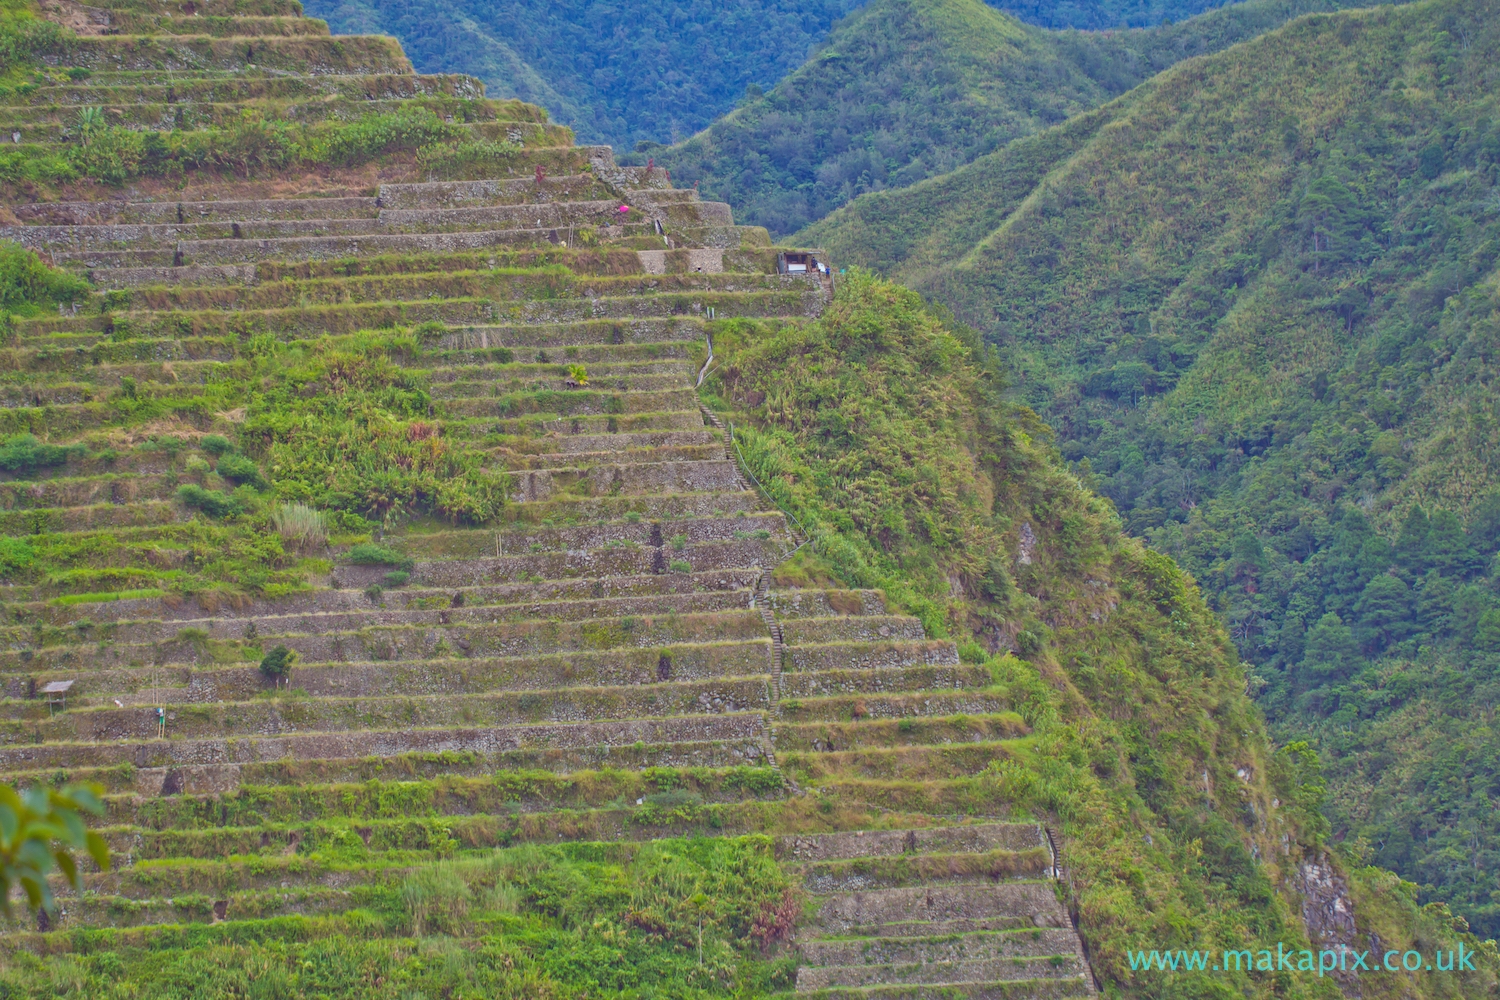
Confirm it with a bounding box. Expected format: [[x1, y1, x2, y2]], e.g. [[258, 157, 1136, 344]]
[[0, 2, 1096, 994], [783, 824, 1095, 999], [758, 594, 1096, 998]]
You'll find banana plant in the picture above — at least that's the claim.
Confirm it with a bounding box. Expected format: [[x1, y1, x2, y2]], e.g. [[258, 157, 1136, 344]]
[[74, 107, 106, 146]]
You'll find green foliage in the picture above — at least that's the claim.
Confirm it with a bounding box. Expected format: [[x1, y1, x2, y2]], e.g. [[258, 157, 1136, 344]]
[[0, 241, 90, 316], [243, 336, 509, 523], [258, 644, 297, 682], [415, 138, 522, 180], [199, 435, 233, 457], [176, 484, 245, 519], [345, 543, 415, 570], [0, 536, 34, 578], [0, 835, 798, 997], [0, 433, 85, 473], [0, 7, 65, 76], [708, 271, 995, 631], [0, 782, 109, 918], [999, 0, 1243, 28], [213, 453, 267, 490]]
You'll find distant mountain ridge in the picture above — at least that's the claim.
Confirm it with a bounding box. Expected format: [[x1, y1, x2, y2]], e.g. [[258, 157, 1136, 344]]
[[305, 0, 1312, 154], [647, 0, 1414, 236]]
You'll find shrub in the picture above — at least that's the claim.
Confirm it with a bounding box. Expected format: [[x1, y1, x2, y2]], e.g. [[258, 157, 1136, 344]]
[[0, 241, 90, 315], [382, 570, 410, 587], [199, 435, 233, 456], [345, 543, 414, 570], [176, 484, 244, 519], [271, 504, 327, 550], [0, 434, 84, 473], [214, 453, 266, 490], [668, 559, 692, 573]]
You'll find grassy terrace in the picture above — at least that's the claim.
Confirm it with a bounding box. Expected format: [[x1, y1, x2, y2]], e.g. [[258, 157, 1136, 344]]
[[0, 0, 1096, 996]]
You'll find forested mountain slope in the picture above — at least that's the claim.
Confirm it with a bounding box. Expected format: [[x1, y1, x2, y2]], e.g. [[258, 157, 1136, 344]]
[[805, 0, 1500, 939], [648, 0, 1412, 236], [303, 0, 866, 153], [306, 0, 1382, 176]]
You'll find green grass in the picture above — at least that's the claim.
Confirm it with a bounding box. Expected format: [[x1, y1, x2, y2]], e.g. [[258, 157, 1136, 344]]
[[48, 588, 167, 606], [0, 329, 509, 601], [0, 836, 800, 999]]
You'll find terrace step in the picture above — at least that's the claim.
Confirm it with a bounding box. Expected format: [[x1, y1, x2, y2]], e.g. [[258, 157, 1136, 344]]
[[779, 743, 1025, 783], [798, 928, 1085, 968], [6, 582, 759, 644], [774, 715, 1031, 753], [23, 566, 765, 626], [795, 977, 1092, 1000], [3, 640, 776, 706], [780, 616, 928, 644], [0, 738, 775, 793], [808, 883, 1072, 934], [507, 457, 747, 500], [16, 72, 483, 104], [4, 607, 772, 669], [0, 712, 770, 771], [94, 14, 332, 36], [0, 677, 776, 744], [785, 640, 962, 673], [441, 317, 705, 348], [41, 33, 413, 74], [795, 956, 1085, 992], [780, 665, 993, 698], [778, 691, 1010, 724], [44, 0, 305, 17], [798, 849, 1054, 893]]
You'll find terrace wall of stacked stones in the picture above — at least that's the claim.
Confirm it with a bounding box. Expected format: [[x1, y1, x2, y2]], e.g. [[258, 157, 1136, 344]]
[[0, 3, 1096, 995]]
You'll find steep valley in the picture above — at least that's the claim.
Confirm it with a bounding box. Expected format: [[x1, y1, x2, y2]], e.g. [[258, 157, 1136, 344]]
[[0, 0, 1496, 997]]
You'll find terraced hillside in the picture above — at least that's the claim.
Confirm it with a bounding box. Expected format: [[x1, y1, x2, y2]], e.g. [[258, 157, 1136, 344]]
[[0, 3, 1099, 997]]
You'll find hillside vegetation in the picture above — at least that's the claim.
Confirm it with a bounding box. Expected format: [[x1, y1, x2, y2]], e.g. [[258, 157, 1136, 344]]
[[648, 0, 1410, 235], [0, 0, 1495, 995], [805, 0, 1500, 939], [698, 271, 1498, 998], [996, 0, 1235, 28]]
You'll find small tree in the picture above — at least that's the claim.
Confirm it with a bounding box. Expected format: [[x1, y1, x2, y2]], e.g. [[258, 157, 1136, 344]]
[[0, 782, 110, 919], [259, 645, 297, 688]]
